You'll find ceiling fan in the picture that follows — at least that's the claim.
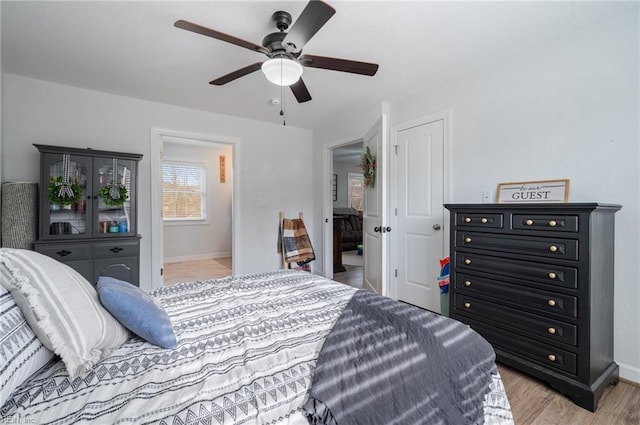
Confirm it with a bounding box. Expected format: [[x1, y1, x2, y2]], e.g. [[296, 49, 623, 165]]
[[174, 0, 379, 103]]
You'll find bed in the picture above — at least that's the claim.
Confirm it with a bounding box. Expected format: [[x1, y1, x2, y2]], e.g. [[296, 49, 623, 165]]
[[1, 249, 514, 424]]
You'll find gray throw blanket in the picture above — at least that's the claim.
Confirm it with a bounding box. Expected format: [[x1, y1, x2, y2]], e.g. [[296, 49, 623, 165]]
[[302, 290, 496, 425]]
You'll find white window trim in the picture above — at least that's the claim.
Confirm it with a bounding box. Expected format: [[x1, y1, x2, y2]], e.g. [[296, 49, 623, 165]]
[[162, 159, 208, 223]]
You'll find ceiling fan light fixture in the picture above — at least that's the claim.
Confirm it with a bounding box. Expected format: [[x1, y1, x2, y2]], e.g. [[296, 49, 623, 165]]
[[261, 58, 303, 86]]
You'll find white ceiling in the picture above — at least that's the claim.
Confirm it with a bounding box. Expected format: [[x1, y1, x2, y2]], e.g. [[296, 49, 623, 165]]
[[1, 1, 633, 130]]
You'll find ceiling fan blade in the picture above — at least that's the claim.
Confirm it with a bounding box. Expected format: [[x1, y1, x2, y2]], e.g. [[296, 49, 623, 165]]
[[282, 1, 335, 53], [290, 78, 312, 103], [175, 20, 269, 55], [209, 62, 264, 85], [300, 54, 379, 76]]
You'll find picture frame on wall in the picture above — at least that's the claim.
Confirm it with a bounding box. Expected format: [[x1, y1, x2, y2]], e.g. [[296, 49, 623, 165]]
[[332, 174, 338, 201], [497, 179, 570, 203]]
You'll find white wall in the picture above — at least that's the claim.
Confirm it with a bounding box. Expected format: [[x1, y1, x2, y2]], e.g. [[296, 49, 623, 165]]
[[314, 11, 640, 382], [163, 141, 232, 263], [2, 74, 315, 289]]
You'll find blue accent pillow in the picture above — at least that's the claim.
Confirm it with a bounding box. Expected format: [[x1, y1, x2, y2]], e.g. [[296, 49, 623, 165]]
[[96, 276, 177, 349]]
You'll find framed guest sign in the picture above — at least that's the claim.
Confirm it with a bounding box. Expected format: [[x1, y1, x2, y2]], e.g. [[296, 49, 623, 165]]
[[497, 179, 570, 203]]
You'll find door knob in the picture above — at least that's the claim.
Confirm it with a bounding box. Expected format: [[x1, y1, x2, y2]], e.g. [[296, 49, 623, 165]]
[[374, 226, 381, 233], [433, 224, 441, 230]]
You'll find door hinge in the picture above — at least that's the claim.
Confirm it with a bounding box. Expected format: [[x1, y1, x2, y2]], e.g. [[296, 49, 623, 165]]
[[160, 268, 164, 276], [394, 145, 399, 154], [395, 207, 398, 216], [395, 269, 398, 277]]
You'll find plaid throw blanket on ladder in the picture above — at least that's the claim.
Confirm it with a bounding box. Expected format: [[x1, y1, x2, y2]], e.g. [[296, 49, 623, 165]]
[[278, 217, 315, 266]]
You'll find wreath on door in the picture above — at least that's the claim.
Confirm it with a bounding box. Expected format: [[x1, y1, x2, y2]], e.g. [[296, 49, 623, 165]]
[[360, 146, 376, 189]]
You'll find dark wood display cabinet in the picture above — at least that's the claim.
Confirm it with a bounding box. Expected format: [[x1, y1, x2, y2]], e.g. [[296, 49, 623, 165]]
[[33, 144, 143, 286], [444, 203, 621, 411]]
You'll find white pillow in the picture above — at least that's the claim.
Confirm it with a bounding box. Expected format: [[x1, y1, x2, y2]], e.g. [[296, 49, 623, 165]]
[[0, 284, 55, 406], [0, 248, 130, 378]]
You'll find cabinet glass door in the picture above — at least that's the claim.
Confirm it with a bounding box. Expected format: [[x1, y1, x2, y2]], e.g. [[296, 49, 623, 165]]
[[93, 157, 136, 237], [43, 153, 90, 239]]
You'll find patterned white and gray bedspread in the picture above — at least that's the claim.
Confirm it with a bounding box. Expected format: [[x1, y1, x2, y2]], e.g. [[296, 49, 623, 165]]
[[1, 271, 514, 424]]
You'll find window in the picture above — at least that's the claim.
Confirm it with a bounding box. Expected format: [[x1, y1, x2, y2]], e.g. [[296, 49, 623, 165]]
[[162, 161, 206, 221], [348, 173, 364, 211]]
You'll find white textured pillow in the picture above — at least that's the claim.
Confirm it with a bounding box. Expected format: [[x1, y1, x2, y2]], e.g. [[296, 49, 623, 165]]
[[0, 284, 55, 406], [0, 248, 130, 378]]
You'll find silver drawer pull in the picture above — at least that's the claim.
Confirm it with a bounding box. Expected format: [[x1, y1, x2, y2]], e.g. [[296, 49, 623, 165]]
[[548, 272, 557, 279], [481, 217, 488, 224], [464, 258, 472, 265], [464, 302, 471, 308], [547, 354, 556, 362], [547, 327, 557, 335], [549, 245, 558, 252], [464, 217, 472, 223], [525, 219, 534, 226], [548, 299, 557, 307], [549, 220, 557, 227], [464, 280, 472, 287], [465, 237, 472, 243]]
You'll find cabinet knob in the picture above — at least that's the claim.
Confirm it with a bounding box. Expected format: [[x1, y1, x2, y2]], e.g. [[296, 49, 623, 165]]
[[549, 245, 558, 252], [464, 280, 472, 287], [548, 299, 557, 307], [481, 217, 488, 224], [547, 354, 557, 362], [525, 219, 534, 226], [464, 302, 471, 308], [110, 247, 123, 253], [548, 272, 557, 279], [56, 250, 72, 257], [548, 220, 557, 227], [547, 327, 557, 335], [464, 258, 472, 265], [464, 217, 472, 223], [465, 237, 472, 243]]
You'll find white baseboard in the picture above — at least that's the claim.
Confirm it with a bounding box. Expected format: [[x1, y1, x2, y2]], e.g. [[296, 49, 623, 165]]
[[164, 252, 232, 264], [619, 361, 640, 385]]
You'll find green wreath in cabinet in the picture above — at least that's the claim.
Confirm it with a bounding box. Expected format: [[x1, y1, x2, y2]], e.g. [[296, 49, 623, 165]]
[[47, 176, 82, 206], [99, 182, 129, 206]]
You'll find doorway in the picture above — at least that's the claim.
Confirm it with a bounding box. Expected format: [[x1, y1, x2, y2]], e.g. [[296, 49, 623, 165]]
[[332, 142, 364, 288], [150, 129, 239, 290]]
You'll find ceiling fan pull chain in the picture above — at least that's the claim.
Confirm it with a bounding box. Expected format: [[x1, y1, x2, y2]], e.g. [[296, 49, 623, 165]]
[[280, 61, 286, 126]]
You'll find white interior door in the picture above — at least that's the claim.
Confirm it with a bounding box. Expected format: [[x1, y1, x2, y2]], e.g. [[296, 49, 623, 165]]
[[363, 115, 388, 295], [396, 119, 444, 311]]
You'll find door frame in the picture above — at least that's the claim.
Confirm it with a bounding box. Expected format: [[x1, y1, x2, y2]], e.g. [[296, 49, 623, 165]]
[[150, 128, 241, 291], [388, 109, 452, 300]]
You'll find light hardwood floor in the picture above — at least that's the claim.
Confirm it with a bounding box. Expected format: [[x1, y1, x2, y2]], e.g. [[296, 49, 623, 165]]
[[162, 258, 639, 423], [163, 257, 232, 285]]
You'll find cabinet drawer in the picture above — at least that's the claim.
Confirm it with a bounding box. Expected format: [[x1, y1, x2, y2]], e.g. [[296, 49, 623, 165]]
[[456, 231, 578, 261], [455, 252, 577, 290], [512, 214, 579, 233], [459, 315, 577, 376], [455, 294, 577, 346], [34, 242, 91, 261], [93, 241, 139, 258], [455, 212, 503, 229], [455, 272, 577, 318]]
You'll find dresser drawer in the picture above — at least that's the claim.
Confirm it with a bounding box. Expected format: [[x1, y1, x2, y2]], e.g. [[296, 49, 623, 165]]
[[460, 315, 578, 376], [456, 231, 579, 261], [455, 272, 578, 318], [455, 252, 578, 290], [93, 241, 139, 258], [455, 212, 503, 229], [34, 242, 91, 261], [455, 294, 577, 346], [512, 214, 579, 233]]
